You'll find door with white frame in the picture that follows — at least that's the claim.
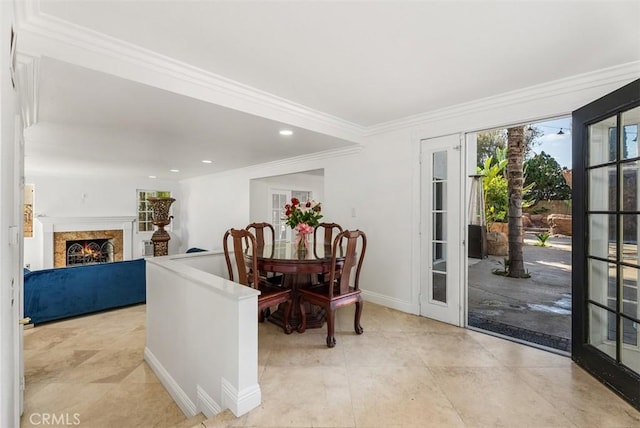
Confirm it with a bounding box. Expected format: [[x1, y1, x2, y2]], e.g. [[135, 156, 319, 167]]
[[420, 134, 464, 326], [269, 188, 312, 243]]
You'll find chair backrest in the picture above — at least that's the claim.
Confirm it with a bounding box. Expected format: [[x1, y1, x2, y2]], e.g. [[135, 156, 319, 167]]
[[223, 228, 259, 288], [245, 222, 275, 248], [314, 222, 344, 256], [328, 230, 366, 298]]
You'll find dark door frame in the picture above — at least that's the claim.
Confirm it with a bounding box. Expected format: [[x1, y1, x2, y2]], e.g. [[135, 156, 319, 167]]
[[572, 79, 640, 410]]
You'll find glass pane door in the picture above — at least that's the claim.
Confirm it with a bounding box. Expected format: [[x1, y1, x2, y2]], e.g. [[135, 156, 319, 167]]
[[432, 150, 448, 303], [271, 191, 289, 242], [573, 79, 640, 410], [586, 107, 640, 373], [420, 134, 462, 326], [270, 189, 312, 243]]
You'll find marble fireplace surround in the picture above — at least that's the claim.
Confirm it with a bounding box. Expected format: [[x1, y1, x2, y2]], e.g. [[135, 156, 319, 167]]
[[37, 216, 136, 269]]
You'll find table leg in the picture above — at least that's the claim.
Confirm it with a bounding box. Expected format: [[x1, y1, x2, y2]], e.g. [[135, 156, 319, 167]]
[[267, 273, 326, 330]]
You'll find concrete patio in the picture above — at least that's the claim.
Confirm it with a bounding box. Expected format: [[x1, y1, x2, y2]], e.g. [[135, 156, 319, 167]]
[[468, 234, 572, 352]]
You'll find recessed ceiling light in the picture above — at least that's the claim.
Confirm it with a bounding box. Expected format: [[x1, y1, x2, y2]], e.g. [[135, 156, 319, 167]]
[[148, 175, 157, 179], [201, 160, 213, 164], [170, 169, 180, 173], [279, 129, 293, 136]]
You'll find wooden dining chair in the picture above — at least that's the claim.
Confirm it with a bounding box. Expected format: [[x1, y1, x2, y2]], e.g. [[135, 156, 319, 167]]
[[297, 229, 366, 347], [314, 222, 344, 255], [313, 222, 344, 283], [245, 222, 282, 285], [223, 228, 292, 334]]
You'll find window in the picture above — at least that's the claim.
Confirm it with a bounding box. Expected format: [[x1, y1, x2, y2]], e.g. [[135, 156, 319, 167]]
[[137, 190, 171, 232]]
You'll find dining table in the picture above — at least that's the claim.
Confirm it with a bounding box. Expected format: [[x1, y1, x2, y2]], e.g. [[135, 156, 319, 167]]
[[245, 241, 346, 330]]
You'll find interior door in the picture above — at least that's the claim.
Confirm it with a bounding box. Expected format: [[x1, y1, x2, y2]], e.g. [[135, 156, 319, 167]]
[[420, 134, 464, 326], [269, 188, 313, 243], [270, 189, 290, 242], [572, 79, 640, 410]]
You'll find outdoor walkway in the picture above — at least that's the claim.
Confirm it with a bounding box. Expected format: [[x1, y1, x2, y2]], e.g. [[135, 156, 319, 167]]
[[468, 235, 572, 352]]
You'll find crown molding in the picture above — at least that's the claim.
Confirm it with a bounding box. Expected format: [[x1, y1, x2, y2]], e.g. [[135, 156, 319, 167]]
[[14, 1, 639, 143], [366, 61, 640, 137], [15, 52, 40, 128], [247, 144, 364, 175], [15, 1, 366, 143], [181, 144, 363, 183]]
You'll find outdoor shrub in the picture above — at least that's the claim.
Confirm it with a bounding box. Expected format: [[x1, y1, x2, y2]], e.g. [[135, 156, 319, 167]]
[[535, 232, 551, 247]]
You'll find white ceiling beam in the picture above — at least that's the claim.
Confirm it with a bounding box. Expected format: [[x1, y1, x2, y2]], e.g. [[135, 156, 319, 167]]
[[15, 3, 366, 144]]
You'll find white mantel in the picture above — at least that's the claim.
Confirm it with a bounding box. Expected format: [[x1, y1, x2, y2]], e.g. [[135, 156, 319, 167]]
[[37, 216, 136, 269]]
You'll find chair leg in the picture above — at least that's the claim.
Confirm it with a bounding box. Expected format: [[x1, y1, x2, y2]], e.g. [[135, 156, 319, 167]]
[[326, 307, 336, 348], [283, 301, 293, 335], [354, 298, 364, 335], [297, 296, 307, 334]]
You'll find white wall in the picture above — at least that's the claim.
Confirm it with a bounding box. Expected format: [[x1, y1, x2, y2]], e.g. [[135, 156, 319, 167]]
[[179, 70, 639, 316], [181, 150, 362, 254], [24, 174, 182, 270], [249, 171, 325, 223], [1, 0, 21, 425], [145, 252, 260, 418]]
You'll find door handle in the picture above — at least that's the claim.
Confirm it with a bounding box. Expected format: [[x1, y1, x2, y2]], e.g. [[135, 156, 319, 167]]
[[19, 317, 31, 325]]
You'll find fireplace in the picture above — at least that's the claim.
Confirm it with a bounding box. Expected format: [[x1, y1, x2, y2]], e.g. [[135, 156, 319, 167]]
[[54, 230, 123, 267], [66, 238, 115, 266], [37, 216, 136, 269]]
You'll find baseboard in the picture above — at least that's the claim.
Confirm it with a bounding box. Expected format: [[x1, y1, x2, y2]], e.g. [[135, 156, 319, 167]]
[[221, 377, 261, 417], [196, 385, 222, 418], [361, 290, 418, 315], [144, 347, 197, 417]]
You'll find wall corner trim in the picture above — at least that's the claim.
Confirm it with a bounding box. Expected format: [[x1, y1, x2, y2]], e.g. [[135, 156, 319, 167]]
[[196, 385, 222, 418], [144, 347, 198, 418], [221, 377, 261, 418]]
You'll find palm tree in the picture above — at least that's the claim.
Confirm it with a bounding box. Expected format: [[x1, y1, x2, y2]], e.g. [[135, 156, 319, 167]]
[[506, 126, 527, 277]]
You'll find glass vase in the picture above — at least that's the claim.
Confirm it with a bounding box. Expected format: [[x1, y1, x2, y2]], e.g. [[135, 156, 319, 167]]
[[295, 231, 307, 252]]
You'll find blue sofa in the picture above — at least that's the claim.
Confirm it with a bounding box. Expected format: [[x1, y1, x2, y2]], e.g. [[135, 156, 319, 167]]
[[24, 258, 146, 324]]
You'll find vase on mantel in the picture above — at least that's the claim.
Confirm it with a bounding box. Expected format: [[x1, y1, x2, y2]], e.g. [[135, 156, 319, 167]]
[[147, 197, 175, 256]]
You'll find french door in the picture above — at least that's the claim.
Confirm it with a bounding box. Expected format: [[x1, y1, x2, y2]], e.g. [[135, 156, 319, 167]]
[[573, 79, 640, 410], [420, 134, 464, 326], [270, 190, 290, 242], [269, 188, 312, 243]]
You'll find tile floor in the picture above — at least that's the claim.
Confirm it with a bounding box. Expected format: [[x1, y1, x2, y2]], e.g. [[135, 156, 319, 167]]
[[22, 303, 640, 428]]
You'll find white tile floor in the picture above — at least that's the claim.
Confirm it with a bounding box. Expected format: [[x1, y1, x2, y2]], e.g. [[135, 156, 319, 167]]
[[22, 303, 640, 428]]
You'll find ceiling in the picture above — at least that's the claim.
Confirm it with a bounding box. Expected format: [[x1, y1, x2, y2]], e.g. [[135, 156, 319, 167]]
[[18, 1, 640, 180], [27, 57, 353, 178]]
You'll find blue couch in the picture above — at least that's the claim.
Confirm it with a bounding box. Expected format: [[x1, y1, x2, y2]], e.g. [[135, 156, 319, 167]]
[[24, 258, 146, 324]]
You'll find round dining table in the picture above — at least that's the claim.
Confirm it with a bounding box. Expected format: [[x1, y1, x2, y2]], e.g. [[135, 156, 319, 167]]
[[245, 241, 345, 330]]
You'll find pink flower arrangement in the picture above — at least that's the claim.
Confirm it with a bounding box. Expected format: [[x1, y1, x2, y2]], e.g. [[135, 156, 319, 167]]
[[295, 223, 315, 235], [283, 197, 322, 228], [284, 198, 322, 250]]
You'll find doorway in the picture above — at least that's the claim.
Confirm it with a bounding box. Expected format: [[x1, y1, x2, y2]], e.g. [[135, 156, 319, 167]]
[[466, 117, 573, 353], [249, 169, 324, 242]]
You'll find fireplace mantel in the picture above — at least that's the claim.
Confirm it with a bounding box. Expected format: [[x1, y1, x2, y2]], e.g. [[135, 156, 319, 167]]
[[37, 216, 136, 268]]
